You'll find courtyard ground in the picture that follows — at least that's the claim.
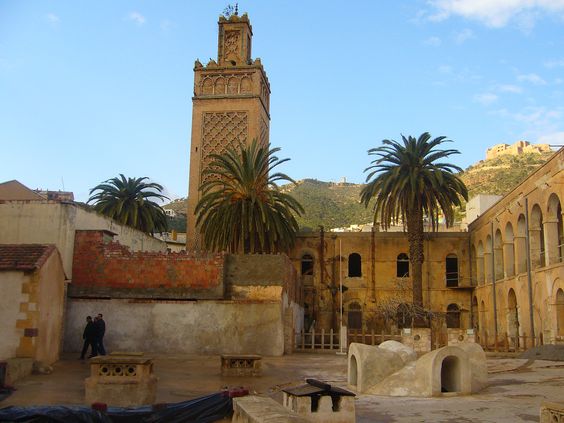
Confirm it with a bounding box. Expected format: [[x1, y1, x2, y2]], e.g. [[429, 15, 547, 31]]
[[1, 352, 563, 422]]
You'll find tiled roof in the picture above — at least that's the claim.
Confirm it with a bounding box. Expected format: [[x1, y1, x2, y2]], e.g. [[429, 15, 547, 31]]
[[0, 244, 56, 271]]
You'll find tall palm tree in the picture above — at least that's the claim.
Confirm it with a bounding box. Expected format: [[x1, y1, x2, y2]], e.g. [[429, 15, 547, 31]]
[[360, 133, 468, 308], [195, 139, 303, 253], [88, 174, 169, 234]]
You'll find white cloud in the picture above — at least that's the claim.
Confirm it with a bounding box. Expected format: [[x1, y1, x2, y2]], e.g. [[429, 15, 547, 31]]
[[544, 59, 564, 68], [427, 0, 564, 28], [128, 11, 146, 25], [538, 131, 564, 145], [45, 13, 60, 26], [424, 36, 442, 47], [438, 64, 452, 74], [474, 93, 498, 105], [498, 84, 523, 94], [517, 73, 547, 85], [454, 28, 474, 44]]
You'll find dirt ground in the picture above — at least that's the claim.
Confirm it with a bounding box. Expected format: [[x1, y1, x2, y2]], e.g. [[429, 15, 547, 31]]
[[2, 352, 564, 422]]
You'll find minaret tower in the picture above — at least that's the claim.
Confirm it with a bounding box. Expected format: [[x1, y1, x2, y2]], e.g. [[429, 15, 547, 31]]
[[186, 12, 271, 248]]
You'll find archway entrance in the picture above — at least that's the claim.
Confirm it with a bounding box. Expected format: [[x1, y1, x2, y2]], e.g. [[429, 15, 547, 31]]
[[507, 289, 519, 347], [441, 355, 461, 393], [349, 354, 358, 386]]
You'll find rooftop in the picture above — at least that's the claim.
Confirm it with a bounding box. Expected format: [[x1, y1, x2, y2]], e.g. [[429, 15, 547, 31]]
[[0, 244, 56, 271]]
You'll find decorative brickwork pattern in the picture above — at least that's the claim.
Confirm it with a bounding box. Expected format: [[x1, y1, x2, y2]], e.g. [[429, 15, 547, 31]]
[[224, 30, 240, 60], [200, 111, 248, 185]]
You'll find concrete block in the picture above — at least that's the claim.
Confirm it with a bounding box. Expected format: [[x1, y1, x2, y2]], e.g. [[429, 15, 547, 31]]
[[5, 358, 33, 385]]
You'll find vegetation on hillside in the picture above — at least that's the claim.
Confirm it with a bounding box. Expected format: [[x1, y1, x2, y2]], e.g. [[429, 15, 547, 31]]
[[163, 151, 554, 233]]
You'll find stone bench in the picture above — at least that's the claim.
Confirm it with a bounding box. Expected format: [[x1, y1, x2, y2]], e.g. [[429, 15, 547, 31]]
[[232, 396, 309, 423], [221, 354, 261, 376], [85, 354, 157, 407], [540, 402, 564, 422]]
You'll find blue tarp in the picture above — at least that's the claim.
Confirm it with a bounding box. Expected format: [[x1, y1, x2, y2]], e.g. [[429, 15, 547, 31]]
[[0, 392, 233, 423]]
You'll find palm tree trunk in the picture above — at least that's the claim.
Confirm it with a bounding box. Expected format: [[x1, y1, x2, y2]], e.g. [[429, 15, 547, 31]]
[[407, 207, 424, 308]]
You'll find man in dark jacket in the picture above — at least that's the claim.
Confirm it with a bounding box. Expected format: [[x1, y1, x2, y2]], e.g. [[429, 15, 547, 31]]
[[94, 313, 106, 355], [80, 316, 97, 360]]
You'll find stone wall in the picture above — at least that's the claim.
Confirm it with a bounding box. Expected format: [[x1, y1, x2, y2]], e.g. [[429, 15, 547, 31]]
[[64, 299, 286, 355], [69, 230, 225, 299], [0, 271, 25, 360]]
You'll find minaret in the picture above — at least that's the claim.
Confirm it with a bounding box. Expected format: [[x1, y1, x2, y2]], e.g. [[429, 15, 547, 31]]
[[186, 12, 271, 248]]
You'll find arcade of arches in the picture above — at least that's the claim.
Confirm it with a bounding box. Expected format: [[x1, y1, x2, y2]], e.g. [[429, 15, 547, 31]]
[[290, 149, 564, 346]]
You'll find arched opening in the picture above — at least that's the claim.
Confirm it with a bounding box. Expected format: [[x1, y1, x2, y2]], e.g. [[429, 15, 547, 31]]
[[504, 222, 515, 277], [446, 304, 461, 328], [202, 78, 214, 94], [494, 229, 504, 280], [471, 245, 477, 286], [441, 355, 461, 393], [347, 302, 362, 330], [557, 288, 564, 337], [397, 253, 409, 278], [349, 354, 358, 386], [446, 254, 459, 287], [485, 235, 493, 283], [477, 241, 485, 286], [531, 204, 545, 268], [480, 300, 487, 340], [301, 254, 314, 276], [348, 253, 362, 277], [396, 303, 412, 329], [546, 194, 563, 264], [214, 77, 226, 95], [507, 288, 519, 345], [516, 214, 527, 274], [471, 296, 478, 333]]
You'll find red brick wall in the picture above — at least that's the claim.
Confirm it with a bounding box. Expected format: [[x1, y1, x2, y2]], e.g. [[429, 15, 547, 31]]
[[71, 230, 224, 298]]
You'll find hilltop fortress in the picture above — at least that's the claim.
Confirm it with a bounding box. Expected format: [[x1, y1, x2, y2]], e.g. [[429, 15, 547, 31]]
[[486, 140, 551, 160]]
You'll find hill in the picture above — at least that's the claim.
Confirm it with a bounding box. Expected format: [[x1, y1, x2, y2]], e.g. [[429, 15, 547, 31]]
[[459, 152, 554, 198], [163, 151, 554, 231]]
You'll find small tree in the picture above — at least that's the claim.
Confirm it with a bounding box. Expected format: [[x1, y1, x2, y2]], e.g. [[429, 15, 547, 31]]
[[88, 174, 169, 234]]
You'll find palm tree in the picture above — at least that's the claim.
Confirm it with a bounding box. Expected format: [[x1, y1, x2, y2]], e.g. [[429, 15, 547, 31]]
[[195, 139, 303, 253], [88, 174, 169, 234], [360, 133, 468, 308]]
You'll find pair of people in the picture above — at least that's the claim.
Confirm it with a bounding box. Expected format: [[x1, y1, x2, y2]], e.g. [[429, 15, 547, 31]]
[[80, 313, 106, 360]]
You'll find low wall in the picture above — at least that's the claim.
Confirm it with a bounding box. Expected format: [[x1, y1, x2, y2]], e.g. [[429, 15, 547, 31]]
[[64, 298, 285, 356], [70, 231, 225, 299]]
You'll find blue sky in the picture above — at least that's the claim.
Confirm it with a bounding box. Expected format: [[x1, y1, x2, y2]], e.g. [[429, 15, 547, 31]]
[[1, 1, 564, 202]]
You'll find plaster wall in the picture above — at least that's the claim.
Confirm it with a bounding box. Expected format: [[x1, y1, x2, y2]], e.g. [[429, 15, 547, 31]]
[[0, 271, 25, 360], [35, 252, 67, 364], [64, 299, 286, 355], [0, 202, 166, 277]]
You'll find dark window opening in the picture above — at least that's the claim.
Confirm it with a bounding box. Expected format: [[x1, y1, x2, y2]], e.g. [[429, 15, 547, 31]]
[[446, 304, 461, 328], [348, 253, 362, 277], [348, 302, 362, 330], [397, 253, 409, 277], [301, 254, 314, 275], [446, 254, 459, 287]]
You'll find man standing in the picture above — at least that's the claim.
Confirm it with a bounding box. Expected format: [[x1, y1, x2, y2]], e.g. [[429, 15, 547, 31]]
[[80, 316, 97, 360], [95, 313, 106, 355]]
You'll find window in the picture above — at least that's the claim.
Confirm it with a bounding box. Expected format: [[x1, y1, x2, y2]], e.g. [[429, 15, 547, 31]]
[[446, 254, 459, 287], [301, 254, 314, 276], [348, 302, 362, 329], [446, 304, 461, 328], [348, 253, 361, 277], [397, 253, 409, 277]]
